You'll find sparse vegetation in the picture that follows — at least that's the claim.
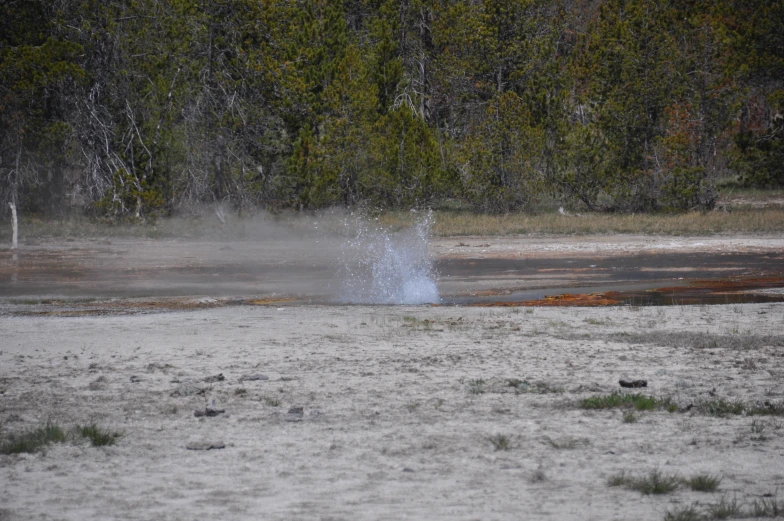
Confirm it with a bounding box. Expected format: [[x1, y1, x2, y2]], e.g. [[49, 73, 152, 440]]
[[544, 436, 588, 450], [76, 424, 122, 447], [581, 392, 676, 412], [381, 208, 784, 237], [698, 399, 784, 418], [263, 396, 281, 407], [662, 495, 784, 521], [0, 422, 67, 454], [748, 418, 773, 442], [507, 379, 564, 394], [686, 474, 722, 492], [468, 379, 486, 395], [706, 496, 743, 519], [402, 316, 435, 331], [608, 470, 681, 495], [622, 410, 638, 423], [489, 434, 511, 451], [608, 331, 784, 351], [663, 503, 702, 521], [749, 495, 784, 517], [698, 398, 746, 417]]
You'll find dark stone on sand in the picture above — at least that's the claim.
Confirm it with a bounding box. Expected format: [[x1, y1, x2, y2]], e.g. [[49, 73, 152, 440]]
[[285, 406, 304, 422], [88, 377, 107, 391], [185, 440, 225, 450], [619, 379, 647, 388], [239, 373, 269, 382], [194, 407, 226, 417], [170, 384, 205, 397]]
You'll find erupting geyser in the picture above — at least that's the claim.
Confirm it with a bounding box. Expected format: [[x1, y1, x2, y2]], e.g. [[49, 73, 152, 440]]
[[337, 212, 439, 305]]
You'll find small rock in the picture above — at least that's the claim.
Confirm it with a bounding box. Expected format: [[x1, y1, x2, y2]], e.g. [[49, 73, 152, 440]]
[[170, 384, 205, 397], [203, 373, 225, 383], [285, 406, 304, 422], [88, 376, 107, 391], [194, 406, 226, 418], [619, 379, 647, 388], [185, 440, 225, 450], [239, 373, 269, 382]]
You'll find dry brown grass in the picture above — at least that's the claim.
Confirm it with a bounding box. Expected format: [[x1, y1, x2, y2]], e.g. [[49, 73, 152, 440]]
[[4, 202, 783, 241], [379, 207, 784, 236]]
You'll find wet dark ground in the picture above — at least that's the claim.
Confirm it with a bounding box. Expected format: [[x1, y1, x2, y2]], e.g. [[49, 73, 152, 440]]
[[1, 242, 783, 307], [438, 252, 784, 306]]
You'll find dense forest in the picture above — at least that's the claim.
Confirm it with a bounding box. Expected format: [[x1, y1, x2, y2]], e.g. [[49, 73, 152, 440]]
[[1, 0, 782, 219]]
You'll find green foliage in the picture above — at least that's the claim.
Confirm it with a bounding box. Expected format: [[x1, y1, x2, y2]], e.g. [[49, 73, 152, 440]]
[[2, 0, 782, 216], [580, 392, 676, 412], [489, 434, 511, 451], [460, 92, 546, 212], [0, 422, 67, 454], [608, 470, 680, 495], [76, 423, 122, 447], [686, 473, 722, 492], [697, 399, 784, 417]]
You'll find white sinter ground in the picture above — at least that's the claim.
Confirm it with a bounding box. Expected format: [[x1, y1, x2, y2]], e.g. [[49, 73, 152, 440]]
[[1, 301, 783, 521]]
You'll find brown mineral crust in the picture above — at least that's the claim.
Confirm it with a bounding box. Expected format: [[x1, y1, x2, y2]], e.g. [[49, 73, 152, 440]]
[[472, 291, 622, 307]]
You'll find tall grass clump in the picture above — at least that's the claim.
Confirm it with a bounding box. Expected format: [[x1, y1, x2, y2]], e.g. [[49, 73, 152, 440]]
[[581, 392, 676, 412], [76, 424, 122, 447], [0, 422, 67, 454]]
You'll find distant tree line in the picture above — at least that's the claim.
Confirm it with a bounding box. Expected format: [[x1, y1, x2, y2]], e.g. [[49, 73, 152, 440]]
[[1, 0, 782, 218]]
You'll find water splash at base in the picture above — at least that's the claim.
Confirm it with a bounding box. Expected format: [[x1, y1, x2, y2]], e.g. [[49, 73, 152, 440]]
[[337, 212, 439, 305]]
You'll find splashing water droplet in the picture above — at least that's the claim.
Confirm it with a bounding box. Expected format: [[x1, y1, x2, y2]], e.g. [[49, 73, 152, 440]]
[[337, 212, 439, 305]]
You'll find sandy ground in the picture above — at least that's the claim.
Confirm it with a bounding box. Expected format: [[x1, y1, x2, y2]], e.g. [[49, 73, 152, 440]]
[[1, 234, 784, 520]]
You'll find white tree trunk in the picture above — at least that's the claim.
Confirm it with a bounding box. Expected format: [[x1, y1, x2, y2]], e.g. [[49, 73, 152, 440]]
[[9, 202, 18, 249]]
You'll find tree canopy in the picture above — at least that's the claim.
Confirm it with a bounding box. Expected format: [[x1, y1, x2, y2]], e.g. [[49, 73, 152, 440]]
[[1, 0, 781, 217]]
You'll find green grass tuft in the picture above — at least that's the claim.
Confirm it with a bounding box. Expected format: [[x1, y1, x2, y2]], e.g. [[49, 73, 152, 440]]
[[0, 422, 67, 454], [607, 471, 630, 488], [706, 496, 743, 519], [76, 424, 122, 447], [663, 503, 703, 521], [581, 392, 674, 412], [634, 470, 680, 495], [468, 378, 486, 395], [698, 399, 784, 418], [749, 496, 784, 518], [698, 398, 746, 417], [622, 410, 638, 423], [608, 470, 679, 495], [489, 434, 511, 451], [686, 473, 722, 492]]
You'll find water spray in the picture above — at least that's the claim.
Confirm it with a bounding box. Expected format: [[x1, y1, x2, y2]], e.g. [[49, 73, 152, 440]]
[[336, 211, 439, 305]]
